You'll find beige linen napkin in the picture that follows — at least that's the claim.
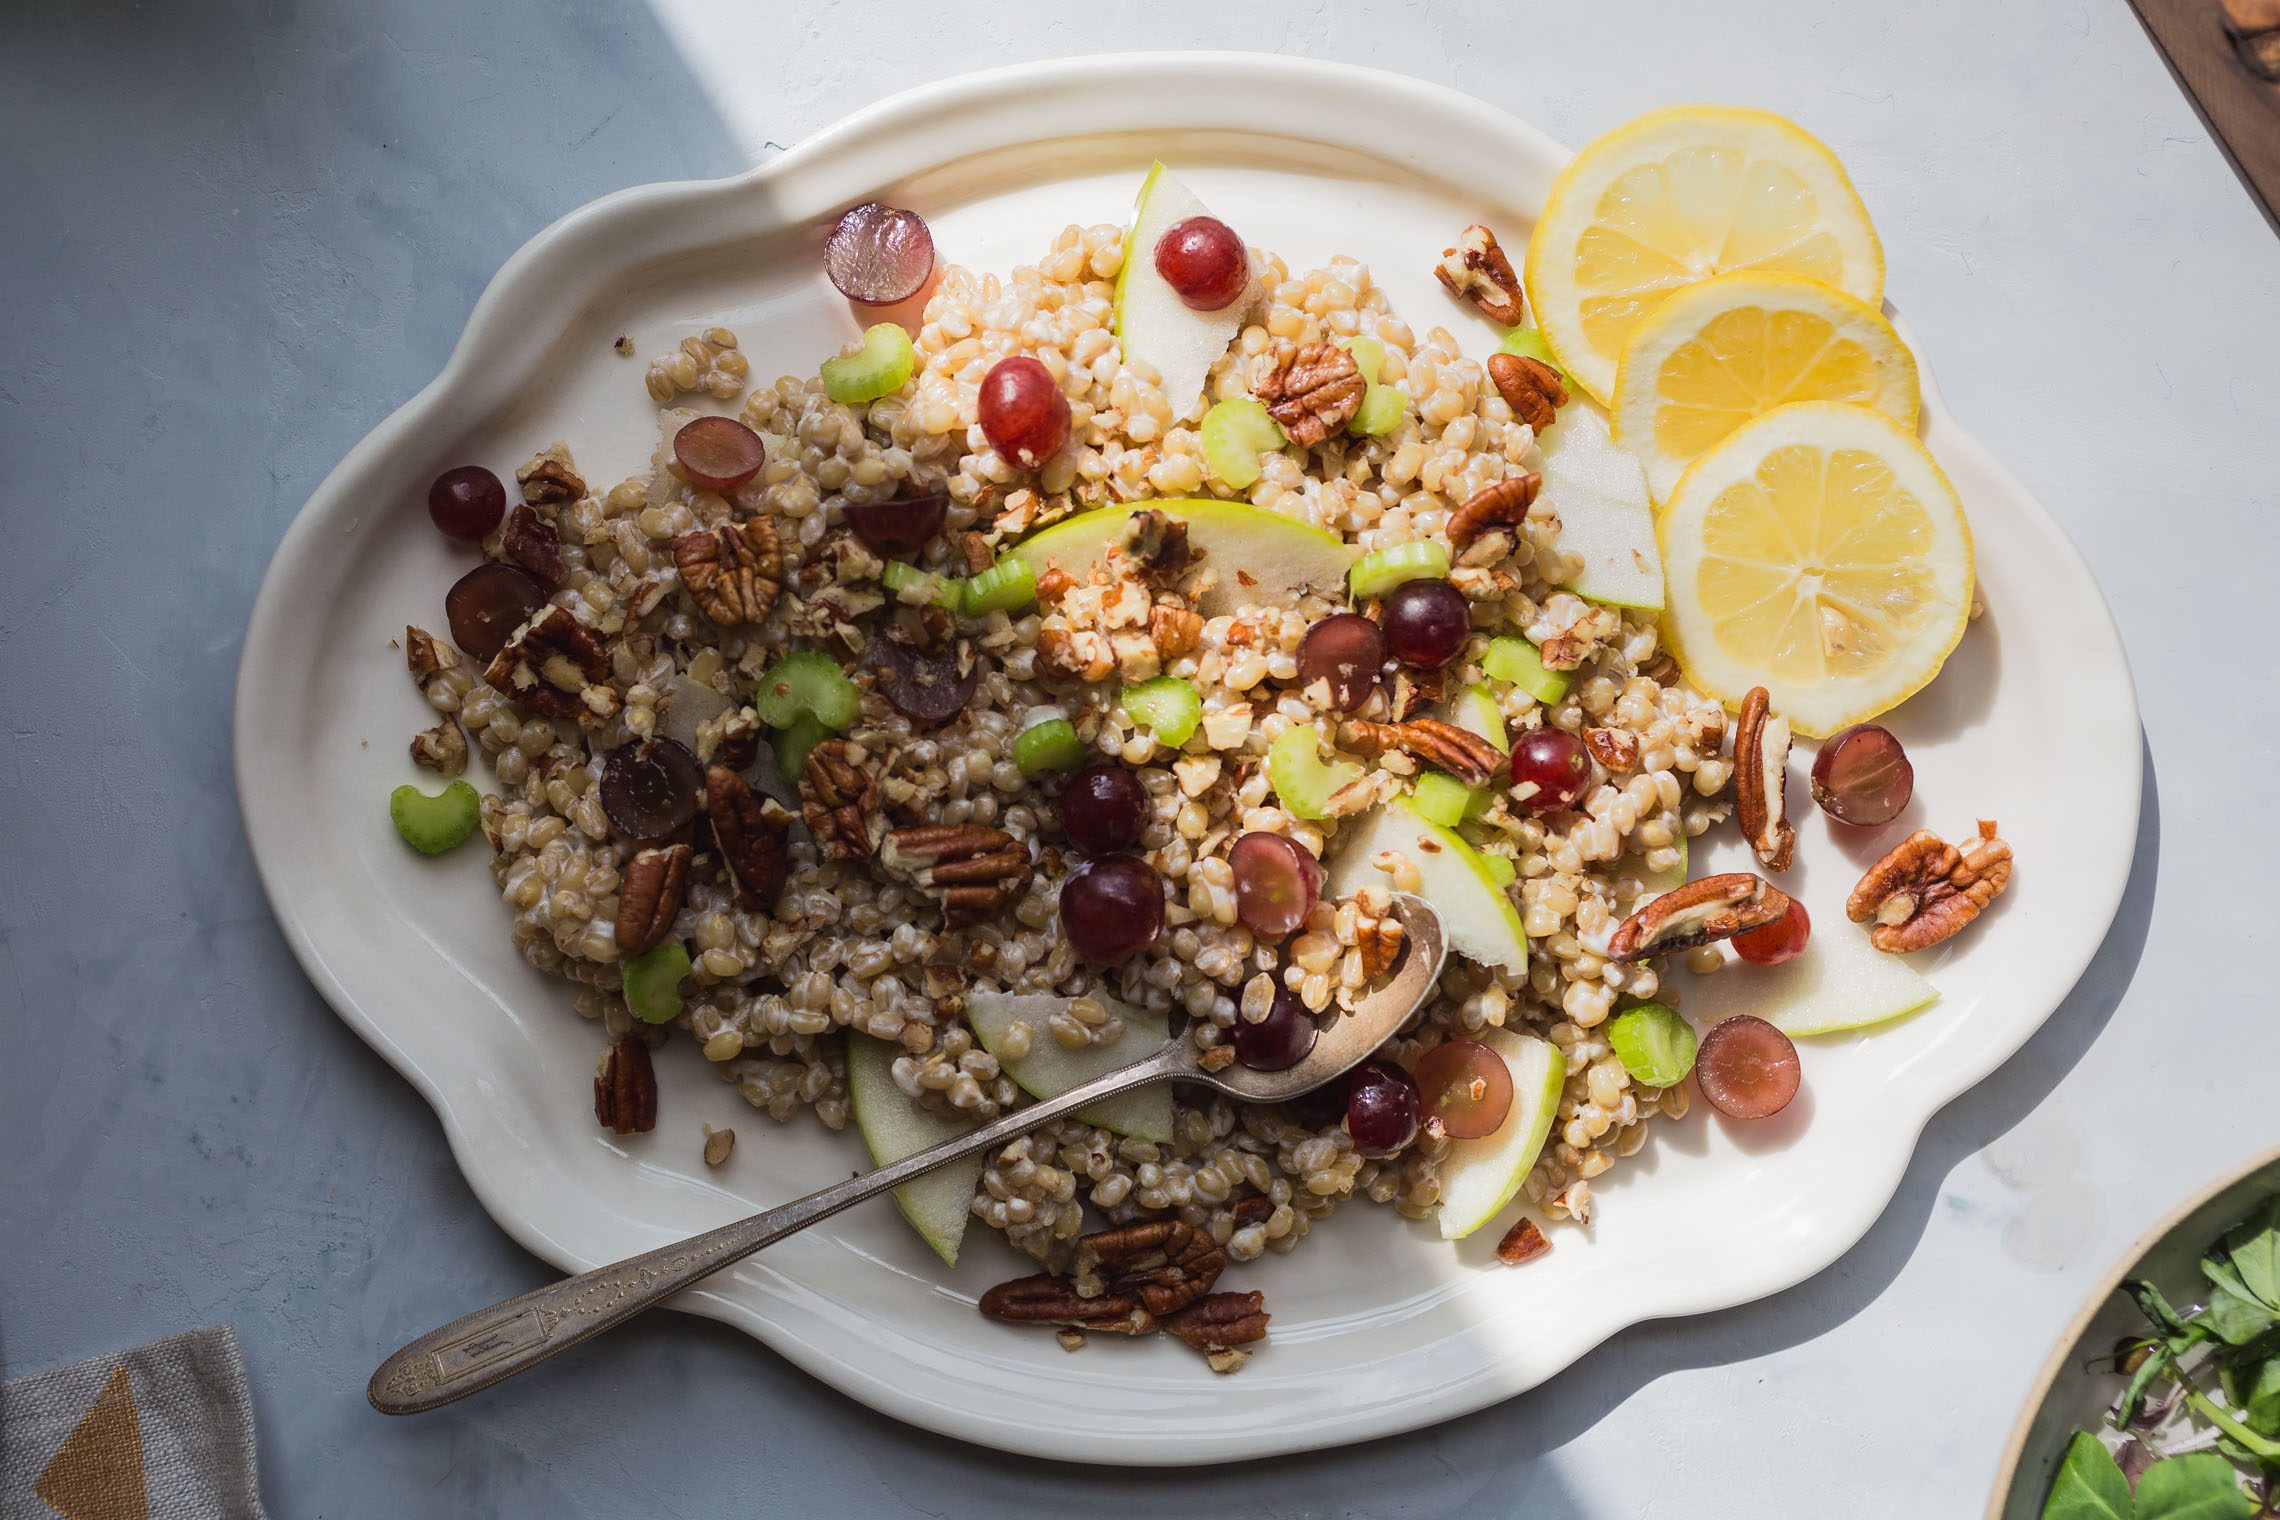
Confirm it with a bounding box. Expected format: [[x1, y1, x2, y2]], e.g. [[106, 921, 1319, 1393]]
[[2, 1325, 268, 1519]]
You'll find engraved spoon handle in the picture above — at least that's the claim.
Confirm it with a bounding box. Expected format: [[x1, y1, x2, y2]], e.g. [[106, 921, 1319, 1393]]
[[367, 1040, 1192, 1415]]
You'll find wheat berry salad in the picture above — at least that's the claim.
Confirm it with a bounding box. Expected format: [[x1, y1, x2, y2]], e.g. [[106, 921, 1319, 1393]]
[[385, 106, 2012, 1372]]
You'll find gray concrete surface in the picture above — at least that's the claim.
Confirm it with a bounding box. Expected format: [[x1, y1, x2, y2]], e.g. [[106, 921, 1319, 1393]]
[[3, 1, 2275, 1514]]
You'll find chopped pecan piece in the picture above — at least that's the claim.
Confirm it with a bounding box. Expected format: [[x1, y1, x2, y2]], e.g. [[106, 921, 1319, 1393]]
[[517, 451, 586, 506], [878, 823, 1032, 921], [1163, 1290, 1269, 1360], [1197, 1044, 1236, 1073], [594, 1034, 657, 1135], [1435, 224, 1526, 326], [799, 738, 881, 861], [1073, 1219, 1227, 1318], [1035, 567, 1074, 605], [1496, 1217, 1552, 1265], [1354, 902, 1406, 981], [483, 605, 618, 722], [1387, 665, 1447, 722], [1847, 820, 2012, 952], [1488, 350, 1569, 431], [705, 765, 790, 911], [978, 1274, 1155, 1336], [1256, 342, 1364, 447], [1149, 601, 1203, 661], [1121, 509, 1193, 581], [1733, 687, 1795, 872], [694, 704, 761, 770], [499, 505, 565, 588], [1340, 717, 1506, 788], [958, 529, 995, 576], [674, 516, 783, 629], [1607, 873, 1790, 961], [404, 625, 461, 689], [409, 719, 468, 777], [1447, 473, 1542, 565], [615, 842, 692, 956], [1584, 727, 1639, 773]]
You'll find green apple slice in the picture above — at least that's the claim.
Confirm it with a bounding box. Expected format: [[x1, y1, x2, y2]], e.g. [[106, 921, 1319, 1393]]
[[1324, 800, 1528, 975], [1675, 905, 1938, 1036], [965, 990, 1173, 1143], [845, 1032, 982, 1266], [1112, 163, 1249, 419], [1443, 684, 1510, 752], [1012, 499, 1354, 618], [1437, 1029, 1566, 1239], [1537, 402, 1664, 611]]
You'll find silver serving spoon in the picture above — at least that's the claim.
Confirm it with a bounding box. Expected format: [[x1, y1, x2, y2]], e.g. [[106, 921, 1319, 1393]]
[[369, 894, 1446, 1414]]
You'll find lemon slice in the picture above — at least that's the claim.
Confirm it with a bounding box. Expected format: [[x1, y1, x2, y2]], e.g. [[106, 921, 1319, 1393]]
[[1613, 272, 1919, 502], [1658, 402, 1971, 737], [1525, 106, 1885, 404]]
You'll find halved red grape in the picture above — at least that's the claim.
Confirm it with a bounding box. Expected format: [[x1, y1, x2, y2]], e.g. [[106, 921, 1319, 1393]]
[[1228, 832, 1322, 941], [672, 416, 767, 493], [1233, 986, 1318, 1072], [428, 465, 506, 541], [1810, 724, 1914, 826], [1694, 1015, 1801, 1119], [1060, 854, 1165, 965], [1380, 578, 1470, 669], [1155, 215, 1248, 312], [865, 636, 979, 726], [599, 738, 705, 842], [1059, 763, 1147, 855], [1345, 1059, 1420, 1156], [823, 203, 935, 305], [444, 562, 547, 662], [1509, 727, 1590, 814], [844, 492, 947, 557], [1733, 897, 1810, 966], [1297, 612, 1385, 712], [978, 356, 1070, 469], [1415, 1039, 1515, 1141]]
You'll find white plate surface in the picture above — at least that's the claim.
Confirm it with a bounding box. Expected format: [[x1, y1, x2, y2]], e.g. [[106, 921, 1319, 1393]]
[[234, 54, 2142, 1463]]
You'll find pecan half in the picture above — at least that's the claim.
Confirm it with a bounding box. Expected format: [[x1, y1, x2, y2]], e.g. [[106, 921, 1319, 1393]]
[[405, 625, 461, 689], [409, 719, 468, 777], [1607, 872, 1790, 960], [1847, 820, 2012, 952], [878, 824, 1032, 921], [1496, 1217, 1552, 1266], [484, 605, 619, 722], [594, 1034, 657, 1135], [1341, 717, 1506, 788], [615, 842, 692, 956], [706, 765, 790, 911], [673, 516, 783, 628], [1733, 687, 1795, 872], [1447, 473, 1542, 565], [1487, 351, 1569, 431], [1256, 342, 1364, 447], [517, 452, 586, 506], [1073, 1219, 1226, 1318], [1434, 224, 1525, 326], [978, 1273, 1155, 1336], [499, 505, 565, 588], [1164, 1290, 1269, 1357], [1121, 509, 1193, 581], [1584, 727, 1639, 773], [799, 738, 880, 861]]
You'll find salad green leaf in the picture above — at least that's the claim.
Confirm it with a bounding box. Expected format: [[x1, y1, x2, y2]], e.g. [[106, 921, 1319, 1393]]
[[2133, 1451, 2256, 1518], [2041, 1432, 2131, 1520]]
